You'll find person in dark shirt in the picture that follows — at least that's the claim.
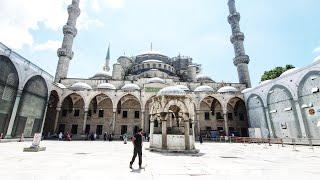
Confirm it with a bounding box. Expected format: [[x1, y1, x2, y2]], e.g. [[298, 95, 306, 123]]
[[129, 129, 143, 169]]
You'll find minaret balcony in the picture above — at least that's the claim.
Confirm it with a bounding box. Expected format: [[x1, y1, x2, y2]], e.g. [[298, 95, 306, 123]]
[[233, 55, 250, 65], [57, 48, 74, 59], [228, 12, 240, 24], [68, 4, 81, 17], [63, 25, 77, 37]]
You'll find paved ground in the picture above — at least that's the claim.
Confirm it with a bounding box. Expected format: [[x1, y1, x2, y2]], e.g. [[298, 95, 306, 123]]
[[0, 141, 320, 180]]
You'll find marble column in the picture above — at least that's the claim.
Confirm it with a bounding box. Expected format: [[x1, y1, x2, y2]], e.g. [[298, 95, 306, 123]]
[[184, 118, 190, 150], [223, 113, 229, 136], [141, 111, 145, 130], [82, 108, 88, 134], [196, 111, 201, 138], [264, 107, 274, 138], [40, 103, 49, 135], [5, 90, 22, 138], [53, 107, 61, 133], [161, 112, 167, 149], [150, 116, 154, 145], [294, 100, 307, 138], [112, 110, 116, 134]]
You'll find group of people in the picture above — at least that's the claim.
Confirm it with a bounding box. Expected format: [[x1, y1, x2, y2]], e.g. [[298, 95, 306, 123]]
[[58, 132, 71, 141]]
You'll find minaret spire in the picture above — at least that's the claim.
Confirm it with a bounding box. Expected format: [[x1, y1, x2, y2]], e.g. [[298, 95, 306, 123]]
[[227, 0, 251, 87], [54, 0, 81, 83], [104, 43, 110, 72]]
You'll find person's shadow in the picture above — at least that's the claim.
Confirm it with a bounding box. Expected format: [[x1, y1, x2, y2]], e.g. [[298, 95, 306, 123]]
[[130, 167, 145, 173]]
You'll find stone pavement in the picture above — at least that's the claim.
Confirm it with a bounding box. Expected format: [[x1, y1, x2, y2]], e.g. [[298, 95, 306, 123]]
[[0, 141, 320, 180]]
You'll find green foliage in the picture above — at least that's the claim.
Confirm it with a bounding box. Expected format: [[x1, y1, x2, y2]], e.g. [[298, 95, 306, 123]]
[[261, 64, 295, 82]]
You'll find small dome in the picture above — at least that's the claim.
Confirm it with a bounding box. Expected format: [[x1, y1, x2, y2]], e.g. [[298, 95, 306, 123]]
[[142, 59, 162, 63], [157, 86, 186, 96], [175, 85, 190, 91], [141, 50, 163, 55], [93, 71, 111, 78], [241, 88, 253, 93], [260, 80, 272, 85], [217, 86, 239, 93], [121, 83, 140, 91], [56, 83, 66, 89], [280, 68, 299, 77], [97, 83, 116, 90], [196, 74, 213, 82], [314, 56, 320, 62], [147, 77, 165, 84], [194, 86, 214, 93], [70, 82, 92, 91]]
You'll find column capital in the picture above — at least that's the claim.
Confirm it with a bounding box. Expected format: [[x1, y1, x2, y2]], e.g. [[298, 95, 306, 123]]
[[17, 90, 23, 96], [56, 107, 62, 111]]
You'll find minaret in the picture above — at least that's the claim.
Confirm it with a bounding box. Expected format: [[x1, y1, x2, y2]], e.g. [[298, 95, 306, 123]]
[[104, 44, 110, 72], [54, 0, 81, 83], [227, 0, 251, 88]]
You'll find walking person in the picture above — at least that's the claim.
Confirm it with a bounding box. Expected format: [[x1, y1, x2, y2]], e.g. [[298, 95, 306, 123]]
[[58, 132, 63, 141], [129, 129, 143, 169], [199, 134, 203, 144], [103, 132, 107, 141]]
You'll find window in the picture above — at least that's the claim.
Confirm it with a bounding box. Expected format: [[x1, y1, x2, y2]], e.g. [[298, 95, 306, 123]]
[[147, 64, 150, 68], [85, 125, 90, 134], [159, 64, 162, 68], [74, 109, 80, 117], [217, 127, 224, 131], [228, 113, 233, 120], [121, 125, 127, 135], [134, 111, 140, 119], [98, 110, 104, 117], [71, 124, 78, 134], [164, 65, 167, 69], [122, 111, 128, 118], [205, 112, 210, 120], [62, 109, 68, 117], [154, 120, 159, 127], [96, 125, 103, 135], [153, 64, 156, 68], [216, 112, 223, 119]]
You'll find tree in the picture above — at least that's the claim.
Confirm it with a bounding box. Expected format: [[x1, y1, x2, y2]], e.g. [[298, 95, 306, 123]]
[[261, 64, 295, 82]]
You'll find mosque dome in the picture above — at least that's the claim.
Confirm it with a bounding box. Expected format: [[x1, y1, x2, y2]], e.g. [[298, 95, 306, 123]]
[[142, 59, 162, 63], [196, 74, 214, 82], [313, 56, 320, 62], [97, 83, 116, 90], [217, 86, 239, 93], [93, 71, 111, 78], [56, 83, 66, 89], [70, 82, 92, 91], [121, 83, 140, 91], [157, 86, 186, 96], [147, 77, 165, 84], [241, 88, 253, 94], [259, 80, 272, 85], [141, 50, 163, 55], [280, 68, 299, 77], [194, 85, 214, 93], [175, 85, 190, 91]]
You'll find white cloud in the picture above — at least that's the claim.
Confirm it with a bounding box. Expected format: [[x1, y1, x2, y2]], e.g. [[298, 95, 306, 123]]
[[0, 0, 104, 50], [91, 0, 101, 12], [104, 0, 124, 9], [34, 40, 61, 52], [313, 47, 320, 54]]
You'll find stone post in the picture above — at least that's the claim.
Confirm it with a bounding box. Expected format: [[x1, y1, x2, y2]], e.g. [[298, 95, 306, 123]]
[[223, 113, 229, 136], [5, 90, 23, 138], [141, 110, 145, 130], [82, 108, 88, 134], [53, 107, 61, 133], [184, 118, 190, 150], [160, 112, 167, 149]]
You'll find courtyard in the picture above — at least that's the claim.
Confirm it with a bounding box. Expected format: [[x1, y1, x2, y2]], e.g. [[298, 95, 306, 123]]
[[0, 141, 319, 180]]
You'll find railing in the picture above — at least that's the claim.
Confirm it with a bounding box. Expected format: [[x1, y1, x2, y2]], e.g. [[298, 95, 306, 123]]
[[0, 42, 54, 80]]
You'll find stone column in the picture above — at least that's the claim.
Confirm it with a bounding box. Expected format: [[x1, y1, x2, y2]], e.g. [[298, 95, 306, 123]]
[[223, 113, 229, 136], [184, 118, 190, 150], [150, 116, 154, 145], [40, 103, 49, 135], [53, 107, 61, 133], [112, 110, 116, 134], [82, 108, 88, 134], [196, 111, 201, 138], [5, 90, 22, 138], [264, 107, 274, 138], [160, 112, 167, 149], [294, 100, 307, 138], [141, 111, 145, 130]]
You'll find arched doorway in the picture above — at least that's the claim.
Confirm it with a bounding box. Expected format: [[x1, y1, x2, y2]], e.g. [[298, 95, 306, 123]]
[[199, 96, 224, 138], [144, 96, 155, 133], [87, 94, 113, 136], [267, 85, 301, 138], [116, 94, 141, 136], [43, 90, 59, 137], [298, 71, 320, 138], [12, 76, 48, 138], [0, 55, 19, 136], [227, 97, 249, 137], [247, 94, 270, 138], [57, 93, 84, 136]]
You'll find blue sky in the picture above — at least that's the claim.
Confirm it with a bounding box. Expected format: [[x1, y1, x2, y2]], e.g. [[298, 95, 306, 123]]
[[1, 0, 320, 86]]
